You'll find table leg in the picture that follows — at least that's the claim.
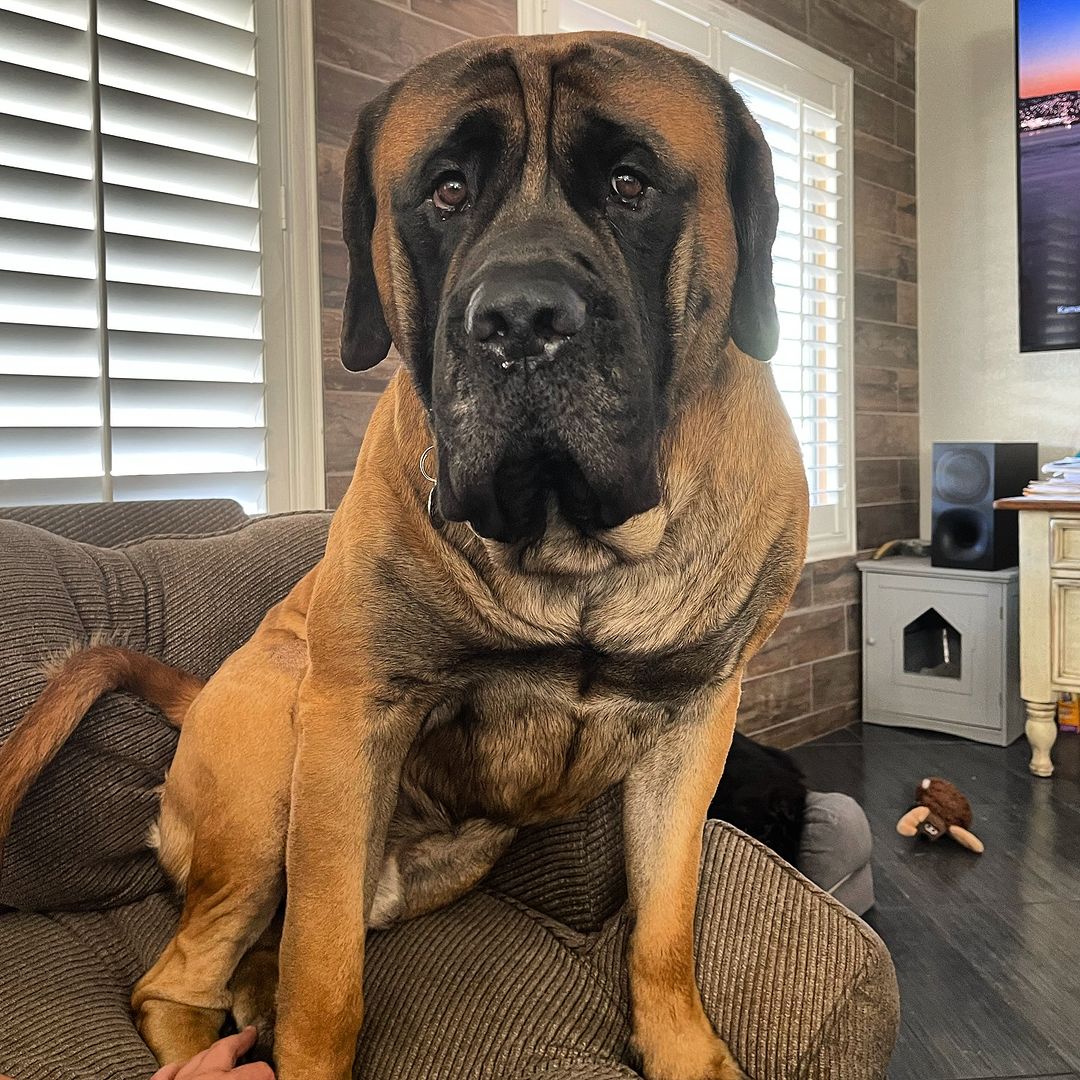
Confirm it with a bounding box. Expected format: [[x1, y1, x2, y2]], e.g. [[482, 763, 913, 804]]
[[1024, 699, 1058, 778]]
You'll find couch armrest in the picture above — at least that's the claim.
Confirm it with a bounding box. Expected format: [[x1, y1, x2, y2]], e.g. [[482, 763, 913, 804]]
[[695, 821, 899, 1080], [488, 807, 898, 1078]]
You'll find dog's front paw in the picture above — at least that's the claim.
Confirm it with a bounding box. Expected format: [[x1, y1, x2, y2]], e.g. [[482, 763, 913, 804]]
[[633, 1025, 748, 1080]]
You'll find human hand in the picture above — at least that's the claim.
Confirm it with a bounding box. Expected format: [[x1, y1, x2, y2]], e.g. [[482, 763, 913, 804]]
[[150, 1027, 273, 1080]]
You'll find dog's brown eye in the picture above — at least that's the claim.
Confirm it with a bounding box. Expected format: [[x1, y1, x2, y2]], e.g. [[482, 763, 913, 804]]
[[433, 173, 469, 212], [611, 170, 645, 203]]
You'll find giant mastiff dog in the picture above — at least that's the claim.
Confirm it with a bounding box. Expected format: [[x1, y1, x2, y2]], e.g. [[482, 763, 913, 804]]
[[0, 30, 808, 1080]]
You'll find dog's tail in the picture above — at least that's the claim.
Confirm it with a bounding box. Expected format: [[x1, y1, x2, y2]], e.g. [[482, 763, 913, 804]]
[[0, 645, 205, 875]]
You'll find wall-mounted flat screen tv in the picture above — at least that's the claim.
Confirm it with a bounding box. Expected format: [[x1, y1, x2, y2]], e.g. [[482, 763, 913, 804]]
[[1016, 0, 1080, 352]]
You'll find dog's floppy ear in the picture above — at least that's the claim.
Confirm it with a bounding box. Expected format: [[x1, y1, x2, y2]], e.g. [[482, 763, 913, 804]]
[[725, 90, 780, 362], [340, 99, 393, 372]]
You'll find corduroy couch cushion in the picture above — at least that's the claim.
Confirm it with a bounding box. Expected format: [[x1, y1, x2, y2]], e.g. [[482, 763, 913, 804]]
[[0, 511, 331, 911], [0, 506, 899, 1080]]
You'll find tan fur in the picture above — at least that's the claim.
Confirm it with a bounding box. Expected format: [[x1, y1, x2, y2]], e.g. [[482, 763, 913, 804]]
[[626, 680, 748, 1080], [131, 568, 318, 1062]]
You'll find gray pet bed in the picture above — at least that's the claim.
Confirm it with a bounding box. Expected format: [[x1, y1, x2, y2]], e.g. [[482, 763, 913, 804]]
[[798, 792, 875, 916]]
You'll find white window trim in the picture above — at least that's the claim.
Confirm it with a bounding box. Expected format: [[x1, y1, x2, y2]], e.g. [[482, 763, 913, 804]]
[[254, 0, 325, 512], [518, 0, 857, 561]]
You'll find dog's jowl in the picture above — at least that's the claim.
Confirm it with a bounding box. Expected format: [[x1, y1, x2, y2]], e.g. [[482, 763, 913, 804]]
[[0, 31, 809, 1080]]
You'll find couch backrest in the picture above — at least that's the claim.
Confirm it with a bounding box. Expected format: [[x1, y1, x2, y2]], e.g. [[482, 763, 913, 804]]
[[0, 499, 249, 548], [0, 511, 331, 911]]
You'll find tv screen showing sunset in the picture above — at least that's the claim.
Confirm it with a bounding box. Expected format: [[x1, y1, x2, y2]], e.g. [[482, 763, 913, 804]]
[[1017, 0, 1080, 351]]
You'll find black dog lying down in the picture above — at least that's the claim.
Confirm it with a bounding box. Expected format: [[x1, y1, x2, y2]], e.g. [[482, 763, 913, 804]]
[[708, 732, 875, 915], [708, 732, 807, 866]]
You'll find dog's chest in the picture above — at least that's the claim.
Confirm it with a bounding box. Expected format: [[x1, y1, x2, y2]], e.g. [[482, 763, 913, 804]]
[[407, 635, 716, 824], [390, 538, 758, 824]]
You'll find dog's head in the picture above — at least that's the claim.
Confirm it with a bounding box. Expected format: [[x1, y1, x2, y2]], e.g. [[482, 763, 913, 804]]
[[342, 32, 779, 545]]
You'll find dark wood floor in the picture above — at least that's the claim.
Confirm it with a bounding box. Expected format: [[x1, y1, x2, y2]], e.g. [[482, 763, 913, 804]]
[[788, 722, 1080, 1080]]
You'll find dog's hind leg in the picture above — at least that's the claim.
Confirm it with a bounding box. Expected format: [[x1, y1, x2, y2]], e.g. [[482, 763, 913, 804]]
[[134, 810, 286, 1063], [132, 638, 301, 1066], [370, 792, 516, 927], [230, 914, 283, 1060]]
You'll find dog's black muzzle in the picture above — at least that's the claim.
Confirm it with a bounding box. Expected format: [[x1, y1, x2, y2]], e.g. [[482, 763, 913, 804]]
[[430, 240, 662, 546]]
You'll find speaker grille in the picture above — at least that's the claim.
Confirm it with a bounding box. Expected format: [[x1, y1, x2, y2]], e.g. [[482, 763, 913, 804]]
[[935, 507, 992, 561], [934, 448, 992, 504]]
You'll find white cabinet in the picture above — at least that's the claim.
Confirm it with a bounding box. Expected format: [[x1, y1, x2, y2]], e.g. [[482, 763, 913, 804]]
[[1051, 579, 1080, 685], [860, 557, 1023, 746], [1005, 506, 1080, 777]]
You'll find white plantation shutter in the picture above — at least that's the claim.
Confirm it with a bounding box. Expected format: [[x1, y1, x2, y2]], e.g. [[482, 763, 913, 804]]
[[0, 0, 99, 505], [527, 0, 856, 558], [547, 0, 713, 59], [723, 47, 853, 556], [0, 0, 275, 513]]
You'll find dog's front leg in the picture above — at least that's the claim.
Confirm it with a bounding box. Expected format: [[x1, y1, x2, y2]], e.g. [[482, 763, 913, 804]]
[[274, 667, 419, 1080], [624, 678, 747, 1080]]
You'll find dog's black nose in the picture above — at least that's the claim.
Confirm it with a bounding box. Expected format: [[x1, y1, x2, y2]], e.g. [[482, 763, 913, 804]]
[[465, 273, 587, 361]]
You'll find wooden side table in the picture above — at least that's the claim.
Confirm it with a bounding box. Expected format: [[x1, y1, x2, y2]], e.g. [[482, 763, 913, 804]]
[[995, 497, 1080, 777]]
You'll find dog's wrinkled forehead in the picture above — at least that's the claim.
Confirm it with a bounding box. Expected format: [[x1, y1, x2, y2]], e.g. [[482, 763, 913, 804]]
[[340, 31, 780, 373], [372, 34, 729, 203]]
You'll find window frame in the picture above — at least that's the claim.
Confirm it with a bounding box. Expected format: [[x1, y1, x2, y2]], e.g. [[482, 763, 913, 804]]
[[252, 0, 324, 513], [519, 0, 857, 561]]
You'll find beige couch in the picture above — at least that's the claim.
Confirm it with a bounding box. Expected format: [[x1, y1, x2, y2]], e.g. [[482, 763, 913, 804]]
[[0, 500, 899, 1080]]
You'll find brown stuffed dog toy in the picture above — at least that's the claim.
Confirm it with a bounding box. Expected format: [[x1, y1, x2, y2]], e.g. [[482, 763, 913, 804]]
[[896, 777, 984, 853]]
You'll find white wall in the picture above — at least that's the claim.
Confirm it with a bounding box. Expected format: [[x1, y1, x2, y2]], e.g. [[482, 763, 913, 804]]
[[917, 0, 1080, 535]]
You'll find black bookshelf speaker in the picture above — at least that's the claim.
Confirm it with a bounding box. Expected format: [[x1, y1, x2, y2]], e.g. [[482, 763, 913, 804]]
[[931, 442, 1038, 570]]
